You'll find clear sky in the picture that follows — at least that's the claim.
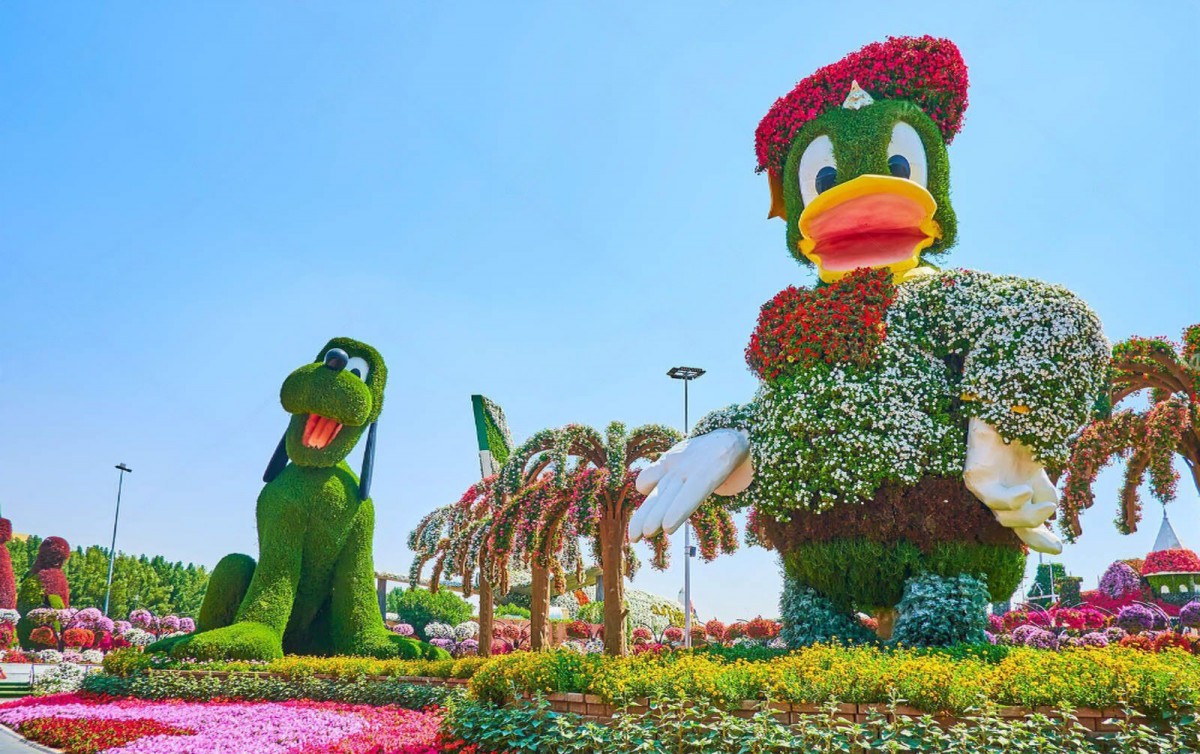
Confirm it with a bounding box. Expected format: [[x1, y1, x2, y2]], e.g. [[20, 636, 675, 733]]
[[2, 3, 1197, 621]]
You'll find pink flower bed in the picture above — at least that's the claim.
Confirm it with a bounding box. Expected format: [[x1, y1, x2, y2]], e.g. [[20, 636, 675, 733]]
[[0, 694, 439, 753]]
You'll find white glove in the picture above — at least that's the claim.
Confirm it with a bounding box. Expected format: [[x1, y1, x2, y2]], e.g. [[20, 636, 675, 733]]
[[962, 418, 1062, 554], [628, 429, 752, 542]]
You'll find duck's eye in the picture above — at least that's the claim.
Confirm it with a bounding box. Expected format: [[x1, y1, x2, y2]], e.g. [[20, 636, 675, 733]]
[[815, 166, 838, 194], [886, 122, 928, 187], [346, 356, 370, 381], [797, 135, 836, 206]]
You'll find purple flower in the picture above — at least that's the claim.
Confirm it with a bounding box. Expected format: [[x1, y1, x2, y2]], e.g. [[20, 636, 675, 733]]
[[1022, 627, 1060, 650], [455, 639, 479, 656], [114, 620, 132, 635], [70, 608, 104, 629], [1011, 625, 1039, 644], [1180, 601, 1200, 629], [1104, 626, 1128, 642], [1081, 632, 1110, 647], [159, 615, 181, 633], [1117, 604, 1155, 633], [391, 623, 414, 637], [1099, 561, 1142, 600], [128, 609, 154, 629], [179, 617, 196, 633], [429, 638, 455, 651]]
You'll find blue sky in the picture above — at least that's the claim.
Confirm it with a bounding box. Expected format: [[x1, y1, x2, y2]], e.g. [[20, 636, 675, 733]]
[[1, 3, 1197, 621]]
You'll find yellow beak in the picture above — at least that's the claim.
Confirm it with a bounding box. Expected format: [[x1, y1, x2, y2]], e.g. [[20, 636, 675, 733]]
[[798, 175, 941, 283]]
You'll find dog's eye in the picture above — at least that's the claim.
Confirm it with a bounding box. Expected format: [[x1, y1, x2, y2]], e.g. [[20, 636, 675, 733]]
[[346, 357, 370, 381]]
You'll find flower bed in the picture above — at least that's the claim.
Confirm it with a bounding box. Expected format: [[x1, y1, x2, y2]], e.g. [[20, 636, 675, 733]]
[[106, 643, 1200, 718], [438, 697, 1199, 754], [465, 644, 1200, 715], [0, 694, 440, 753]]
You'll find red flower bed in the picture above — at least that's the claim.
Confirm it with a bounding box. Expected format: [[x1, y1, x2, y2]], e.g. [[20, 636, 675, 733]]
[[15, 717, 194, 754], [1143, 548, 1200, 575], [746, 268, 896, 381], [755, 36, 968, 176]]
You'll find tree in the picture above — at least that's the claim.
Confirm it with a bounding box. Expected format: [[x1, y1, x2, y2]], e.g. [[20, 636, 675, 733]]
[[1060, 325, 1200, 539], [498, 422, 736, 655], [489, 467, 596, 651], [5, 537, 210, 618], [409, 477, 503, 653]]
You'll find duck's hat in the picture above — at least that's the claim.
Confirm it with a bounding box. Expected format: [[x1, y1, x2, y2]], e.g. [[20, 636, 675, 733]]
[[755, 36, 969, 178]]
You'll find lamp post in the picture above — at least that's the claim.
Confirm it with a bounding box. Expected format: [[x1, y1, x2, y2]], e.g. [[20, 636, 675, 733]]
[[667, 366, 705, 648], [104, 463, 132, 616]]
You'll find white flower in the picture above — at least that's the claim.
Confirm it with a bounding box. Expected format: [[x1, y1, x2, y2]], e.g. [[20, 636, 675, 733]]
[[33, 662, 89, 695], [35, 649, 63, 664], [453, 621, 480, 640]]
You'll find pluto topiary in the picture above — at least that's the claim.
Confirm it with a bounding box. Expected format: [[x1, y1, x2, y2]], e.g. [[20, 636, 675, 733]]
[[149, 338, 448, 662]]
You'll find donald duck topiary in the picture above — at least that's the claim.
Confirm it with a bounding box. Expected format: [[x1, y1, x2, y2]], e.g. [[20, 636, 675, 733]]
[[631, 37, 1110, 643]]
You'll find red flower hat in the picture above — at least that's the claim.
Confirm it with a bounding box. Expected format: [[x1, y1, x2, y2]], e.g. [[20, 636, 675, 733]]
[[1143, 548, 1200, 575], [755, 36, 969, 176]]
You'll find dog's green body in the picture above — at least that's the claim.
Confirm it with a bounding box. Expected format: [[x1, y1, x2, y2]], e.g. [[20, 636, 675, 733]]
[[151, 337, 447, 661]]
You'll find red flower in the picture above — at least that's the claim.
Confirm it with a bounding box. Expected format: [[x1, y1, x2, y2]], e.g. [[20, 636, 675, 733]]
[[746, 268, 896, 381], [755, 36, 969, 176], [62, 627, 95, 649], [1144, 548, 1200, 575], [29, 626, 57, 648], [16, 717, 194, 754]]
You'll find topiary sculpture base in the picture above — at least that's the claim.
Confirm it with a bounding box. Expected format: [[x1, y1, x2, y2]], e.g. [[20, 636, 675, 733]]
[[779, 539, 1021, 648]]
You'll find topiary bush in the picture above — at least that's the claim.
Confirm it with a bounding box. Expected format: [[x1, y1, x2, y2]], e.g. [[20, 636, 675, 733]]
[[892, 573, 989, 647], [576, 601, 604, 625], [494, 603, 531, 619], [779, 576, 875, 647], [392, 588, 473, 641]]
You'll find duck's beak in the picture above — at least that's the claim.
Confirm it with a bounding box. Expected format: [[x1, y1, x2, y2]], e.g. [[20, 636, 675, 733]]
[[798, 175, 941, 283]]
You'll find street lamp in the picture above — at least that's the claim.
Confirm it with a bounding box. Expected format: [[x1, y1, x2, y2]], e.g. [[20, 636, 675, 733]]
[[104, 463, 133, 616], [667, 366, 705, 648]]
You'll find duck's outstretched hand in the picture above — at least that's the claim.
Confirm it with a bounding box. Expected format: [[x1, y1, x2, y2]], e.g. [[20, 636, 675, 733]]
[[629, 429, 752, 542], [963, 418, 1062, 554]]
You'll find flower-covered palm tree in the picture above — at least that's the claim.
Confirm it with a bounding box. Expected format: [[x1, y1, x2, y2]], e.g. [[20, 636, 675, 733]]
[[1060, 325, 1200, 538], [498, 421, 737, 655], [408, 477, 501, 655], [488, 468, 594, 650]]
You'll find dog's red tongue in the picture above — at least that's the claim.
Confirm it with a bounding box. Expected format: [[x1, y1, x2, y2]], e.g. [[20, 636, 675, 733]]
[[302, 413, 344, 449]]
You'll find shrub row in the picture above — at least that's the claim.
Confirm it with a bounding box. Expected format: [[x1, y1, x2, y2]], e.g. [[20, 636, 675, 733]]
[[468, 644, 1200, 715], [102, 647, 489, 680], [80, 670, 459, 709], [439, 697, 1200, 754]]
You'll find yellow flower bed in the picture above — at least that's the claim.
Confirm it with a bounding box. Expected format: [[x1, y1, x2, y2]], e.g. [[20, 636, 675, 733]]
[[466, 645, 1200, 715]]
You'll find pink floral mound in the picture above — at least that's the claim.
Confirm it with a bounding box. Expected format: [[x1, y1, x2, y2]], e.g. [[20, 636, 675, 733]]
[[755, 35, 968, 176], [1144, 548, 1200, 575], [0, 695, 440, 754]]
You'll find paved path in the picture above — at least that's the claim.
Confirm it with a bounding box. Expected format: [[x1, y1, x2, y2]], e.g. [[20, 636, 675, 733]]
[[0, 727, 45, 753]]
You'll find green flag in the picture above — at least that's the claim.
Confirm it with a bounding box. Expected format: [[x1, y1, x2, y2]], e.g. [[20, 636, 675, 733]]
[[471, 395, 513, 477]]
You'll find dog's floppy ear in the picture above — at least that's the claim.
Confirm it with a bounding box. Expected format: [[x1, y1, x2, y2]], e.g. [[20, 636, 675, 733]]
[[263, 432, 290, 483], [359, 422, 378, 501]]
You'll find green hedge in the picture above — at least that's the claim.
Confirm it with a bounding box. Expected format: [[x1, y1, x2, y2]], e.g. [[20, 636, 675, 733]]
[[393, 588, 474, 640], [80, 671, 458, 708]]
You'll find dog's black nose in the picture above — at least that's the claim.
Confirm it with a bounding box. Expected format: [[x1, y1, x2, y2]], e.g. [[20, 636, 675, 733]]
[[323, 348, 349, 371]]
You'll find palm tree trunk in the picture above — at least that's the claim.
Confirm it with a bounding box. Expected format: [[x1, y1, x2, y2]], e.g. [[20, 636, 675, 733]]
[[599, 510, 628, 656], [529, 564, 551, 651], [477, 572, 494, 656]]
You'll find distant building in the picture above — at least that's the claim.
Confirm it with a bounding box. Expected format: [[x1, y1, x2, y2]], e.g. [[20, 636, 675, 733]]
[[1142, 510, 1200, 606]]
